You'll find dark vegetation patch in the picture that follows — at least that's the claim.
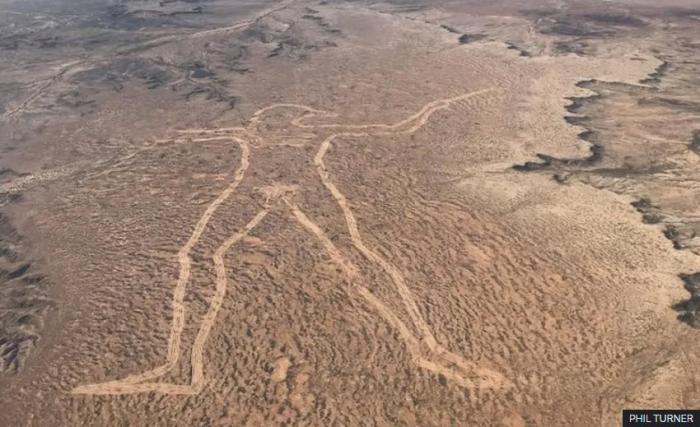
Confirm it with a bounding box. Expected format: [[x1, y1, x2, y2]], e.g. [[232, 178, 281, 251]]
[[243, 16, 339, 60], [266, 39, 305, 58], [440, 24, 459, 34], [664, 225, 683, 249], [459, 33, 485, 44], [513, 142, 602, 172], [438, 25, 484, 44], [56, 90, 97, 115], [534, 12, 646, 45], [158, 0, 209, 4], [243, 24, 279, 44], [74, 58, 178, 91], [0, 193, 23, 207], [102, 3, 203, 30], [579, 79, 651, 96], [184, 84, 238, 109], [630, 196, 695, 251], [0, 83, 24, 115], [553, 40, 589, 55], [301, 13, 341, 34], [563, 115, 590, 126], [514, 77, 668, 173], [673, 273, 700, 328], [0, 168, 28, 181], [514, 80, 603, 172], [689, 131, 700, 155], [378, 2, 427, 14], [153, 0, 206, 17], [587, 163, 668, 178], [0, 10, 69, 51], [538, 17, 614, 38], [638, 97, 700, 114], [174, 7, 202, 15], [519, 8, 556, 19], [632, 198, 664, 225], [72, 38, 250, 107], [0, 35, 60, 51], [664, 8, 700, 20], [505, 42, 530, 57], [189, 62, 214, 79], [665, 223, 695, 251], [219, 44, 250, 74], [640, 61, 670, 85], [632, 201, 700, 328], [581, 14, 646, 27], [0, 212, 51, 374], [516, 36, 700, 331], [566, 92, 602, 115], [0, 20, 62, 51]]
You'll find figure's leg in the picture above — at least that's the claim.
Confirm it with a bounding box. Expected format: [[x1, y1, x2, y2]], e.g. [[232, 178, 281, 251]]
[[312, 145, 509, 389], [189, 208, 268, 393], [72, 138, 251, 395], [73, 208, 269, 395], [284, 199, 358, 278]]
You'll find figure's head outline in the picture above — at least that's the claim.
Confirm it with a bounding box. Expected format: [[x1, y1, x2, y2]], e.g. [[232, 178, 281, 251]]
[[247, 103, 339, 131]]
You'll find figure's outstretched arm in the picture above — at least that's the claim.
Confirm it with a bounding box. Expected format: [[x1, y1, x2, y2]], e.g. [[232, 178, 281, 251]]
[[293, 88, 494, 136]]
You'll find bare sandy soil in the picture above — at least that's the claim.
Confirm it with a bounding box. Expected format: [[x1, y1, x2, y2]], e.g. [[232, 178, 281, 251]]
[[1, 0, 700, 425]]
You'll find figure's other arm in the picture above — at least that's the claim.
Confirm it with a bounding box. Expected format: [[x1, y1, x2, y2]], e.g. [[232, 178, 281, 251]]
[[293, 88, 494, 135]]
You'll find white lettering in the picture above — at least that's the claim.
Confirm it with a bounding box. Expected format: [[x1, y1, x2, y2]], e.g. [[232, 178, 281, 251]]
[[653, 414, 692, 423]]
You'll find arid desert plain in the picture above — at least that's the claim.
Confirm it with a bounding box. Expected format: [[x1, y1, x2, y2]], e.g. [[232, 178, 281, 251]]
[[2, 0, 700, 425]]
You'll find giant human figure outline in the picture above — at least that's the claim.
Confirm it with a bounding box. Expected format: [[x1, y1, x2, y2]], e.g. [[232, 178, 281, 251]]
[[72, 88, 510, 395]]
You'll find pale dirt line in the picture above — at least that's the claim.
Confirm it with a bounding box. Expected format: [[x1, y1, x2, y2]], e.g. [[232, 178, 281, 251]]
[[354, 287, 499, 389], [250, 103, 332, 127], [285, 199, 359, 278], [292, 88, 496, 132], [315, 133, 434, 339], [284, 200, 437, 380], [187, 21, 252, 39], [72, 136, 250, 395], [117, 0, 296, 55], [177, 127, 247, 134], [385, 89, 496, 133], [250, 89, 493, 135], [70, 380, 198, 396], [0, 167, 75, 195], [189, 0, 296, 39], [288, 172, 507, 389], [312, 91, 510, 388], [79, 137, 209, 182], [187, 136, 246, 143], [73, 89, 504, 395], [73, 209, 268, 396], [3, 60, 84, 121], [190, 209, 269, 391]]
